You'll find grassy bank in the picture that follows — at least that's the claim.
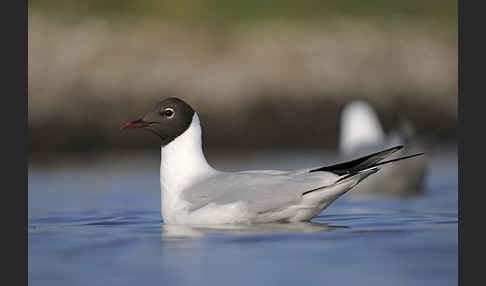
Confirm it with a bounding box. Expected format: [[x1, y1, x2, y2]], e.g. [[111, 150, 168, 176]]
[[28, 3, 457, 156], [29, 0, 457, 30]]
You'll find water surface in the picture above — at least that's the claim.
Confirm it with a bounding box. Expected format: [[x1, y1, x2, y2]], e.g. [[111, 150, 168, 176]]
[[29, 147, 457, 286]]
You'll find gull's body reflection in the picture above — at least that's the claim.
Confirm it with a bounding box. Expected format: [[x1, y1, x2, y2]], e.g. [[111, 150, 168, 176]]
[[162, 222, 347, 239]]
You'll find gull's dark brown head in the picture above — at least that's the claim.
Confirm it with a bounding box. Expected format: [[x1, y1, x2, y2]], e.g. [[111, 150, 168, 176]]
[[121, 97, 195, 146]]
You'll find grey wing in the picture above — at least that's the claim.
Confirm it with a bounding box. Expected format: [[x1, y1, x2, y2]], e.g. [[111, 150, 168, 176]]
[[183, 170, 339, 214], [183, 145, 412, 214]]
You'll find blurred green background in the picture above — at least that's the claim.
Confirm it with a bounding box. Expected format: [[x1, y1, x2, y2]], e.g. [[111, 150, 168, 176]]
[[30, 0, 457, 28], [28, 0, 457, 162]]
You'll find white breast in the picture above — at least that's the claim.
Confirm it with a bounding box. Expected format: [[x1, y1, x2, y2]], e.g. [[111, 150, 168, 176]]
[[159, 113, 218, 223]]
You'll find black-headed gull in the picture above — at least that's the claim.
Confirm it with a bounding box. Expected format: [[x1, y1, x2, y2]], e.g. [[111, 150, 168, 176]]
[[122, 97, 423, 224]]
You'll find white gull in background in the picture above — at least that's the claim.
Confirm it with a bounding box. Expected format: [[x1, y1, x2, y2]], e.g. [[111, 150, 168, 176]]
[[122, 97, 423, 225], [339, 100, 427, 197]]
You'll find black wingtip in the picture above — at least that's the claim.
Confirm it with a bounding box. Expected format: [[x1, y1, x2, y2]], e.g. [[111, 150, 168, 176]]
[[385, 145, 404, 152], [371, 152, 424, 168], [310, 145, 405, 175]]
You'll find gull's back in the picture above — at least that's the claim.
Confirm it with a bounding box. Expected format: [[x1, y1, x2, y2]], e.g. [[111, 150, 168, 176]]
[[183, 169, 340, 217]]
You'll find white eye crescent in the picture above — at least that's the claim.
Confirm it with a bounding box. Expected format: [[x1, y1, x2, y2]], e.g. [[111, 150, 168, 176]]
[[162, 107, 175, 118]]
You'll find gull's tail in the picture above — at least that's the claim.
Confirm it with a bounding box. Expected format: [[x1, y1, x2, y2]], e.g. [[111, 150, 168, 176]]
[[310, 145, 424, 176], [302, 146, 423, 196]]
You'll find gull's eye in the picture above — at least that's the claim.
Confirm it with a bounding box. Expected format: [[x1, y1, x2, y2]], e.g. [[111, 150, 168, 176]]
[[161, 107, 175, 118]]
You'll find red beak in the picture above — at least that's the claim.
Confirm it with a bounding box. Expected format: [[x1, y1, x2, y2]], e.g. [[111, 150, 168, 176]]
[[120, 119, 152, 130]]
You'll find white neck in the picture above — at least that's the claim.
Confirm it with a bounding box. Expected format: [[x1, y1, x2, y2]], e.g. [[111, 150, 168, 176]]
[[340, 101, 385, 155], [160, 113, 216, 219]]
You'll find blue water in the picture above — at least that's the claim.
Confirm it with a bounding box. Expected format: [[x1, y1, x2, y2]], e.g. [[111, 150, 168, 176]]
[[28, 148, 457, 286]]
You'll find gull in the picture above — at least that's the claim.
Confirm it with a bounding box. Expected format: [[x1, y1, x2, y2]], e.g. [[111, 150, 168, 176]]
[[339, 100, 427, 196], [122, 97, 423, 225]]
